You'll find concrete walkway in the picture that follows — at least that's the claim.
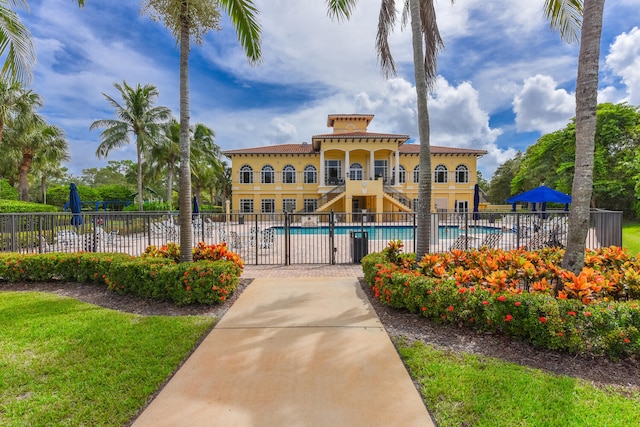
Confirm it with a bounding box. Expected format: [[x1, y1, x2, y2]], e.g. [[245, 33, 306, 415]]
[[132, 268, 434, 426]]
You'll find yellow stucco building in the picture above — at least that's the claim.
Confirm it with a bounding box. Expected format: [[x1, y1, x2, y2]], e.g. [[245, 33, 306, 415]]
[[223, 114, 487, 218]]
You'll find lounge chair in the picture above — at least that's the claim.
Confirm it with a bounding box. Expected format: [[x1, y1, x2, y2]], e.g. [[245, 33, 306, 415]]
[[476, 233, 502, 249], [228, 231, 243, 251], [260, 227, 275, 249], [524, 232, 552, 251], [95, 226, 119, 245], [449, 235, 475, 251]]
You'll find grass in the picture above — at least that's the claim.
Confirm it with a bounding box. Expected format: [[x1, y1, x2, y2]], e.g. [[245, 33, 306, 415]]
[[398, 340, 640, 427], [0, 292, 216, 427], [623, 221, 640, 257]]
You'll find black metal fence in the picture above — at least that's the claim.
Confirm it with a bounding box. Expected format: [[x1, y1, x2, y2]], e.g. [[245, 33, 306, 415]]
[[0, 210, 623, 265]]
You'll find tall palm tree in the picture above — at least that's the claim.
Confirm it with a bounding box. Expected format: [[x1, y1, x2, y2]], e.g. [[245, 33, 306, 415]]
[[544, 0, 604, 274], [4, 110, 68, 200], [563, 0, 604, 274], [0, 0, 35, 83], [328, 0, 447, 258], [142, 0, 262, 262], [90, 81, 171, 211]]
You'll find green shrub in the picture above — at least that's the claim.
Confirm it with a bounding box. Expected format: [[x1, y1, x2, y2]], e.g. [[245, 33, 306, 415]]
[[0, 179, 18, 200], [0, 250, 242, 306]]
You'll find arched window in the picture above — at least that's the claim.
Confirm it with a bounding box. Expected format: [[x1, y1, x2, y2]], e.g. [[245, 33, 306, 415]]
[[239, 165, 253, 184], [455, 165, 469, 183], [413, 165, 420, 183], [392, 165, 406, 184], [434, 164, 448, 183], [282, 164, 296, 184], [304, 165, 317, 183], [261, 165, 275, 184], [349, 162, 364, 180]]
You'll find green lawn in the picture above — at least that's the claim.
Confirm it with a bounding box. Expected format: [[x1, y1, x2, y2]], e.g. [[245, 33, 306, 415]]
[[398, 340, 640, 427], [623, 221, 640, 256], [0, 292, 215, 427]]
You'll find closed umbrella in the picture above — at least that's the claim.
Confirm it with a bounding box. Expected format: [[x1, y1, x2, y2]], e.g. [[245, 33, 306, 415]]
[[69, 183, 83, 227], [192, 195, 199, 220], [472, 183, 480, 221]]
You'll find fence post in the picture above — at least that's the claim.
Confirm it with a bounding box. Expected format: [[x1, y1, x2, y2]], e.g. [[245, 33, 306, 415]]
[[330, 210, 335, 265], [284, 212, 290, 266]]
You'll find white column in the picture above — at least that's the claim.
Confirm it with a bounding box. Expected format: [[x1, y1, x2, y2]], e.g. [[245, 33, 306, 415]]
[[320, 151, 325, 186], [344, 150, 350, 180], [394, 150, 400, 185], [369, 150, 375, 180]]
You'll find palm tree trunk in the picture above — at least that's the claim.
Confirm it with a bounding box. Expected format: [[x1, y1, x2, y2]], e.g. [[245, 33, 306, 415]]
[[561, 0, 604, 275], [18, 153, 33, 201], [136, 140, 144, 211], [41, 175, 47, 204], [178, 5, 193, 262], [167, 163, 174, 210], [412, 0, 432, 258]]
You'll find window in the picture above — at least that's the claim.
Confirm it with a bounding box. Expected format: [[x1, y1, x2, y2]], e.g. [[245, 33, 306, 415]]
[[239, 199, 254, 213], [392, 165, 406, 184], [282, 165, 296, 184], [304, 199, 318, 213], [434, 164, 448, 183], [304, 165, 317, 183], [261, 199, 275, 213], [413, 165, 420, 183], [374, 160, 387, 180], [261, 165, 275, 184], [455, 165, 469, 183], [282, 198, 296, 213], [349, 162, 364, 180], [239, 165, 253, 184], [324, 160, 342, 185], [413, 198, 419, 209]]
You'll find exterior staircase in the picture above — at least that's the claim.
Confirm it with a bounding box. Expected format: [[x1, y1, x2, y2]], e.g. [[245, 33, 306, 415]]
[[383, 185, 412, 211]]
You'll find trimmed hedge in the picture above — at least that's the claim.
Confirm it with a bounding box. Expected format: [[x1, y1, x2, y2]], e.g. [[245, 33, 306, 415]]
[[0, 248, 242, 306]]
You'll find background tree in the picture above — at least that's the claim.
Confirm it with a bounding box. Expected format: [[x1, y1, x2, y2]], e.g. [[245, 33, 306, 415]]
[[487, 152, 522, 204], [148, 118, 181, 209], [90, 81, 171, 211], [142, 0, 262, 262]]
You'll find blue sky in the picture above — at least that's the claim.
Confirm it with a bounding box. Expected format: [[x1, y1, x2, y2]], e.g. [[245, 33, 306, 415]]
[[18, 0, 640, 179]]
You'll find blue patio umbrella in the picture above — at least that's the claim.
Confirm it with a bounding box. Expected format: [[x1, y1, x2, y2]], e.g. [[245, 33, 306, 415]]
[[192, 195, 199, 220], [69, 183, 83, 227], [472, 183, 480, 220], [506, 185, 572, 205]]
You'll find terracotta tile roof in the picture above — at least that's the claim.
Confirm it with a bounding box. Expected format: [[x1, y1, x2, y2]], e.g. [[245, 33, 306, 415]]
[[400, 144, 487, 156], [224, 142, 487, 157], [312, 131, 410, 140], [224, 143, 316, 155]]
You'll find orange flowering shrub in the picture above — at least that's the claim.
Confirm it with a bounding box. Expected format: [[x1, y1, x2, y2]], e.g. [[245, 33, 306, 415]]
[[361, 242, 640, 358]]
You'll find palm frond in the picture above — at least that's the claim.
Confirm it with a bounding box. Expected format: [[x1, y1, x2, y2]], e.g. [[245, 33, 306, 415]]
[[219, 0, 262, 64], [376, 0, 398, 78], [326, 0, 359, 21], [544, 0, 583, 45]]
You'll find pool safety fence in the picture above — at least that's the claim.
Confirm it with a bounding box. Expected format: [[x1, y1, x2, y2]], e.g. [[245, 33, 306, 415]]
[[0, 210, 622, 265]]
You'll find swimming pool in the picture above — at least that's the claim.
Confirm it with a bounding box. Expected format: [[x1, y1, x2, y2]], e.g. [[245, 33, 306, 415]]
[[274, 225, 502, 240]]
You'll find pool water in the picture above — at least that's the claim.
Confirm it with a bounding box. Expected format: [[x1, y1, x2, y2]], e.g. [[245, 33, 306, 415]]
[[274, 225, 502, 240]]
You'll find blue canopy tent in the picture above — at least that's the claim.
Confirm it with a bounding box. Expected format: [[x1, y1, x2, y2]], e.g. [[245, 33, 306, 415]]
[[506, 185, 571, 213], [69, 183, 83, 227]]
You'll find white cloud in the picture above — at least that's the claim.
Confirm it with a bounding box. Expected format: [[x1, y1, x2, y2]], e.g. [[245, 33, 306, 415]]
[[513, 75, 575, 133], [605, 26, 640, 105]]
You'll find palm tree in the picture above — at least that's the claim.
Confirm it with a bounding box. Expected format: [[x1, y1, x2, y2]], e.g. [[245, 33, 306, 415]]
[[142, 0, 262, 262], [328, 0, 447, 258], [0, 0, 35, 83], [149, 118, 181, 209], [544, 0, 604, 274], [0, 78, 39, 144], [4, 110, 68, 201], [90, 81, 171, 211]]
